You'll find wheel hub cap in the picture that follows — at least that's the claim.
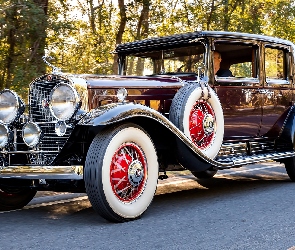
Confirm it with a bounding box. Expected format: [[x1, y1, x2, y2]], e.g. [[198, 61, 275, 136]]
[[203, 114, 214, 134], [128, 160, 144, 187]]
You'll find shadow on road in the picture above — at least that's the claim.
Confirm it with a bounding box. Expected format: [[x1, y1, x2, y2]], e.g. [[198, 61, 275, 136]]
[[0, 170, 292, 226]]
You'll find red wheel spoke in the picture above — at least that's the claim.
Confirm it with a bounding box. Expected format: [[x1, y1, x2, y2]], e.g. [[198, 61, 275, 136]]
[[112, 176, 127, 189], [122, 146, 134, 161], [116, 183, 132, 195], [110, 143, 147, 202], [189, 100, 216, 150], [111, 156, 127, 173], [120, 148, 132, 164]]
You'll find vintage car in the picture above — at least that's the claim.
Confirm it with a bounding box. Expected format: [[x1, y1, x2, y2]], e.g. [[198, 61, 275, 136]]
[[1, 31, 295, 222]]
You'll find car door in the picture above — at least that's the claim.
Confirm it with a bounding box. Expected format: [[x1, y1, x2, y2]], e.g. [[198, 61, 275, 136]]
[[213, 41, 263, 138], [260, 43, 294, 136]]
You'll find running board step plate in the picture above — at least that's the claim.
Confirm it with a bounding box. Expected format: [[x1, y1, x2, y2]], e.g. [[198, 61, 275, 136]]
[[215, 151, 295, 169]]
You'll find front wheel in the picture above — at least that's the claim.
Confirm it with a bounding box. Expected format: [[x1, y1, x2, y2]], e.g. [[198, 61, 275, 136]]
[[84, 123, 159, 222], [283, 157, 295, 181], [0, 187, 36, 211]]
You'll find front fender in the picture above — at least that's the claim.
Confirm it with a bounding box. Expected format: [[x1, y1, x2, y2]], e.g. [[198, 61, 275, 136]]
[[76, 102, 225, 171], [56, 102, 234, 171], [78, 102, 153, 126]]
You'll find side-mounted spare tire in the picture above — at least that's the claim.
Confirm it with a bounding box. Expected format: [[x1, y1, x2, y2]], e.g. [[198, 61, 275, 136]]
[[169, 82, 224, 158], [169, 82, 224, 176]]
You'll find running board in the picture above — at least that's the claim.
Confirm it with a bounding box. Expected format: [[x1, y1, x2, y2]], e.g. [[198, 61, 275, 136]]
[[215, 151, 295, 169]]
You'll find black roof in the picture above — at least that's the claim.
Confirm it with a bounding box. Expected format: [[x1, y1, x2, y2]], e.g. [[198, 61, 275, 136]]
[[115, 31, 295, 55]]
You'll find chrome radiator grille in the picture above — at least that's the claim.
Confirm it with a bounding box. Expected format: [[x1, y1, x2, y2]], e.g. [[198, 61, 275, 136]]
[[38, 123, 73, 151], [28, 75, 74, 163], [29, 75, 70, 122]]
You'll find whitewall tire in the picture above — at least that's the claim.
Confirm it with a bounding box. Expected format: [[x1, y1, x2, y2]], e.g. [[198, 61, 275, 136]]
[[84, 123, 158, 222]]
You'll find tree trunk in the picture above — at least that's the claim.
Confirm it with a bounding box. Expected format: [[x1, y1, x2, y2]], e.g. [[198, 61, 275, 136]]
[[30, 0, 48, 74], [3, 5, 18, 89], [206, 0, 215, 30], [112, 0, 127, 74], [135, 0, 150, 75]]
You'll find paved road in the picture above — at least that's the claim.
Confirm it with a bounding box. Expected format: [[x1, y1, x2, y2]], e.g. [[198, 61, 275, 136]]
[[1, 162, 295, 250]]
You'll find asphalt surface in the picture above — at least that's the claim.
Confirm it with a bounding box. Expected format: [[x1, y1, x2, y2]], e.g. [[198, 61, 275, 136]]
[[0, 162, 295, 250]]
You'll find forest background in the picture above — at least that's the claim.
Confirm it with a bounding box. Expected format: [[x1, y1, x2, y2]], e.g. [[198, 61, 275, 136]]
[[1, 0, 295, 98]]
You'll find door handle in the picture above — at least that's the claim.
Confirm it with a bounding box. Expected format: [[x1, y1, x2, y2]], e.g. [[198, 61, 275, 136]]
[[255, 89, 267, 94]]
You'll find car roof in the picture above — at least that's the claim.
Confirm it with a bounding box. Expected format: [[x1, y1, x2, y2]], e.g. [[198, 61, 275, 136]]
[[115, 30, 295, 55]]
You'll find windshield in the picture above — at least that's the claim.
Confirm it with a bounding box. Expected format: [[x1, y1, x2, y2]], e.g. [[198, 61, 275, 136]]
[[123, 43, 205, 76]]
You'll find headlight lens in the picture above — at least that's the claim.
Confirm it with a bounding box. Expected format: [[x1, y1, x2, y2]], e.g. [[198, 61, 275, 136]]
[[0, 90, 23, 124], [0, 122, 9, 148], [50, 83, 80, 121], [22, 122, 41, 147]]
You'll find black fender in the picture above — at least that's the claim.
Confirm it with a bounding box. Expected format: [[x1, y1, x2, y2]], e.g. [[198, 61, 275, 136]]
[[263, 105, 295, 151], [274, 105, 295, 150], [54, 102, 218, 172]]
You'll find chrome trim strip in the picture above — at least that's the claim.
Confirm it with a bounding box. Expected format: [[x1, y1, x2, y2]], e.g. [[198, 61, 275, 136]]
[[3, 150, 60, 154], [0, 165, 83, 179]]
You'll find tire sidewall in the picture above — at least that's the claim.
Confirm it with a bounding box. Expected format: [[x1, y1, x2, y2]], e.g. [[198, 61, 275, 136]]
[[101, 126, 158, 218], [181, 85, 224, 159]]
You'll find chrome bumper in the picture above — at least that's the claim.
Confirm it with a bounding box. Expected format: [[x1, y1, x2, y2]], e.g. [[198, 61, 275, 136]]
[[0, 165, 83, 179]]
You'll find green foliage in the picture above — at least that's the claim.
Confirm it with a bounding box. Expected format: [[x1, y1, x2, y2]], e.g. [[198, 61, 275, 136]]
[[0, 0, 48, 98], [1, 0, 295, 98]]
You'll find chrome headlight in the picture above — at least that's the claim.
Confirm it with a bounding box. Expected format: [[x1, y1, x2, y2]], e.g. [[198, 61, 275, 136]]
[[0, 122, 9, 148], [49, 83, 80, 121], [22, 122, 41, 147], [0, 90, 24, 124]]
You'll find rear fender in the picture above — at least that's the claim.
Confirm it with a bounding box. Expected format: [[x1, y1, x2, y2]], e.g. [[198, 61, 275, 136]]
[[264, 105, 295, 151], [276, 105, 295, 150]]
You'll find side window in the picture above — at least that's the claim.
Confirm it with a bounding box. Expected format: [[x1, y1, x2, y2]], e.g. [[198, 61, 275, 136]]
[[265, 47, 285, 80], [230, 62, 253, 78], [214, 42, 259, 82]]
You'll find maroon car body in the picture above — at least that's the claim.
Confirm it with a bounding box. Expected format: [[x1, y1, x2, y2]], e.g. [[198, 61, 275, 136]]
[[1, 31, 295, 222]]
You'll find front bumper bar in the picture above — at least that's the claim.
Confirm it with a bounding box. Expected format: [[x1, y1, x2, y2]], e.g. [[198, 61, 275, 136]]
[[0, 165, 83, 179]]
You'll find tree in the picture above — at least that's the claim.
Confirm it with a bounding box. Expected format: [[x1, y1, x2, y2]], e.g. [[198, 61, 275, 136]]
[[0, 0, 48, 98], [112, 0, 127, 74], [1, 0, 295, 96]]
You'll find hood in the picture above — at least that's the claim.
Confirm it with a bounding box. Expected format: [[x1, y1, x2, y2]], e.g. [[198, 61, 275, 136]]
[[72, 74, 198, 89]]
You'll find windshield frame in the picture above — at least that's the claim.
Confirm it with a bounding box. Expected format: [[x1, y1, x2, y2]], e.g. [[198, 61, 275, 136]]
[[118, 41, 208, 77]]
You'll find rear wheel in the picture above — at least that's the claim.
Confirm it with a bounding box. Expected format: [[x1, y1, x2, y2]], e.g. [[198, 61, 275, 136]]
[[84, 123, 158, 222], [0, 187, 36, 210], [283, 157, 295, 181]]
